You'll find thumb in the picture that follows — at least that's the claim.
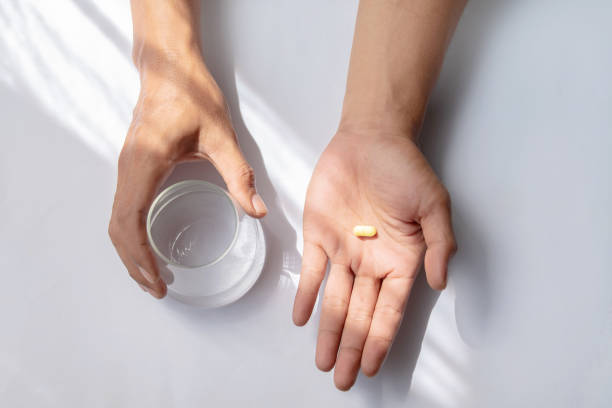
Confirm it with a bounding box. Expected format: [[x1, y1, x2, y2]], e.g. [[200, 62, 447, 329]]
[[420, 196, 457, 291], [208, 136, 267, 218]]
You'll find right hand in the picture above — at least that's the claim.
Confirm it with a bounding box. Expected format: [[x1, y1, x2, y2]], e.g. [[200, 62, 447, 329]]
[[108, 51, 267, 298], [293, 128, 456, 390]]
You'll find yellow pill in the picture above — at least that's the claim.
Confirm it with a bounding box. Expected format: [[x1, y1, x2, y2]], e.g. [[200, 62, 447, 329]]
[[353, 225, 377, 237]]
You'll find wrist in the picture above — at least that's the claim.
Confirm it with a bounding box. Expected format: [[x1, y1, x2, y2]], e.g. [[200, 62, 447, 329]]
[[338, 106, 423, 142], [339, 90, 427, 140], [133, 34, 202, 72], [134, 37, 220, 99], [131, 0, 202, 72], [335, 119, 419, 145]]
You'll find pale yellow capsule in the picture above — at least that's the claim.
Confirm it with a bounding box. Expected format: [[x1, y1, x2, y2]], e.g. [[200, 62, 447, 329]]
[[353, 225, 377, 237]]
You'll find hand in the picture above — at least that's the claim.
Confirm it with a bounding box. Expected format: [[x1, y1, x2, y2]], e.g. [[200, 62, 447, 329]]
[[292, 129, 456, 390], [108, 51, 267, 298]]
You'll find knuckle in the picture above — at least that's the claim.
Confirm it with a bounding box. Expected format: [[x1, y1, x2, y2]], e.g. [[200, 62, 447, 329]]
[[322, 294, 349, 312], [111, 208, 147, 240], [318, 327, 341, 337], [367, 334, 393, 350], [376, 303, 403, 322], [127, 268, 141, 281], [134, 248, 156, 271], [449, 239, 458, 254], [114, 208, 135, 228], [201, 120, 235, 154], [437, 188, 452, 208], [338, 344, 363, 357], [205, 104, 232, 128], [236, 163, 255, 188], [137, 237, 152, 250], [347, 307, 373, 324], [107, 220, 120, 245], [301, 264, 323, 280], [200, 127, 227, 157]]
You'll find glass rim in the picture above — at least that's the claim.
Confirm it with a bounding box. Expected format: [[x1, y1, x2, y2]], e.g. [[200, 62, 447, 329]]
[[146, 180, 240, 269]]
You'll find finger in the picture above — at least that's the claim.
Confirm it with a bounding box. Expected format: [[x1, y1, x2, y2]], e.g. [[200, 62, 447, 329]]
[[115, 246, 166, 298], [125, 220, 167, 298], [421, 196, 457, 290], [315, 263, 353, 371], [128, 218, 164, 286], [132, 244, 168, 299], [110, 129, 173, 294], [206, 132, 267, 218], [334, 275, 380, 391], [115, 246, 148, 287], [361, 275, 415, 376], [131, 263, 166, 299], [293, 242, 328, 326], [121, 253, 164, 298]]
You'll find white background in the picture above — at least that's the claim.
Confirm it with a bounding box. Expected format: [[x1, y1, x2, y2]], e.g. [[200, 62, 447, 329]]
[[1, 1, 611, 407]]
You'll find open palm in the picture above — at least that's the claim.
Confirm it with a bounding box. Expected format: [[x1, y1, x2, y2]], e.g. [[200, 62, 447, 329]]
[[292, 131, 456, 390]]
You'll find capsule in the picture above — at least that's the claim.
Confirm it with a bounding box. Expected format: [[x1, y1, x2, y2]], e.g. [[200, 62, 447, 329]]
[[353, 225, 377, 237]]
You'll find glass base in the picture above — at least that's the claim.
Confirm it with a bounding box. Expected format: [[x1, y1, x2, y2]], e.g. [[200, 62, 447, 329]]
[[148, 180, 267, 308], [161, 214, 266, 308]]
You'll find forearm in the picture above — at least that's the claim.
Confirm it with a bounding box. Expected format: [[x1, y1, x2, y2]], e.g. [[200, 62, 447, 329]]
[[129, 0, 226, 106], [340, 0, 467, 137], [130, 0, 203, 74]]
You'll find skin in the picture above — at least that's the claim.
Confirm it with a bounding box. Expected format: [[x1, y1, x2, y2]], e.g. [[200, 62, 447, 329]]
[[108, 0, 267, 298], [292, 0, 466, 391], [110, 0, 464, 392]]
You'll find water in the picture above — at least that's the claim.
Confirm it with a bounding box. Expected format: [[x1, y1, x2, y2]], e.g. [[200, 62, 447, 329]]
[[168, 217, 233, 267], [148, 184, 265, 305], [150, 190, 237, 267], [162, 211, 263, 298]]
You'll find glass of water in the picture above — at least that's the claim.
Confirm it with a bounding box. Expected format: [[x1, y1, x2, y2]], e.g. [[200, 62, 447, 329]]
[[146, 180, 266, 307]]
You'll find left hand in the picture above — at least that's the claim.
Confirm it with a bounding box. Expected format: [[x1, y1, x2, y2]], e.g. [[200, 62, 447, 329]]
[[109, 48, 267, 298], [292, 129, 456, 390]]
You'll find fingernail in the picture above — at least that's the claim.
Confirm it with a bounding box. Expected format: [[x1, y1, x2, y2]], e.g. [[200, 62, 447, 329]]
[[138, 283, 148, 292], [251, 193, 268, 215], [138, 265, 157, 284]]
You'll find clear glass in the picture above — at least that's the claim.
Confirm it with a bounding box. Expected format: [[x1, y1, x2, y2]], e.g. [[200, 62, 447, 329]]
[[147, 180, 266, 307]]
